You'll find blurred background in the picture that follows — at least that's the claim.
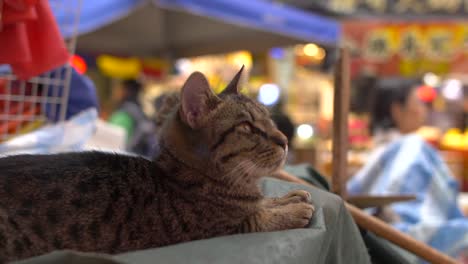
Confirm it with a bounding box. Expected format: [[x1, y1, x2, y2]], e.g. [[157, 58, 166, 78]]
[[2, 1, 468, 176], [3, 0, 468, 261], [3, 0, 468, 185]]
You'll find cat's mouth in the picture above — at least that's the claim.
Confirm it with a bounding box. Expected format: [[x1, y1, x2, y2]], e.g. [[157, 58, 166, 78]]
[[265, 157, 286, 175]]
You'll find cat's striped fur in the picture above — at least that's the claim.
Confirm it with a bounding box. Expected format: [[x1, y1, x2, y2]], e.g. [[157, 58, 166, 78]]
[[0, 68, 314, 262]]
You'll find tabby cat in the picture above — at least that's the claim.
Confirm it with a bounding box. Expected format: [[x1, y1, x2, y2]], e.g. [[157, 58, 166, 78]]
[[0, 67, 314, 262]]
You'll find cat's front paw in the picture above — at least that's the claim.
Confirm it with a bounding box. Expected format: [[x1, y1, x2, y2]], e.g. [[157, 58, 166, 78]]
[[281, 190, 311, 204], [282, 202, 315, 229], [265, 190, 311, 207], [244, 199, 315, 232]]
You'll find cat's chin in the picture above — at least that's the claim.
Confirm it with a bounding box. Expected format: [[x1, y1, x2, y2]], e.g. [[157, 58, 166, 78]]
[[276, 156, 287, 171], [262, 156, 287, 176]]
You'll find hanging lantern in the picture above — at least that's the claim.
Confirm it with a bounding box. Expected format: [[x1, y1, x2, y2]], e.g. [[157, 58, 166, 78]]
[[70, 55, 87, 74]]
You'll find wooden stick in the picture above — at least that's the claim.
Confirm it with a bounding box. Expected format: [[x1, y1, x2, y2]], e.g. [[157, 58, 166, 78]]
[[273, 170, 458, 264], [324, 45, 456, 264], [331, 47, 350, 198], [347, 194, 416, 209], [346, 203, 458, 264]]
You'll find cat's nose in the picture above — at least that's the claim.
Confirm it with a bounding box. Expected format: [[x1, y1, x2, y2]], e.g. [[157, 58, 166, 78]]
[[269, 132, 288, 149]]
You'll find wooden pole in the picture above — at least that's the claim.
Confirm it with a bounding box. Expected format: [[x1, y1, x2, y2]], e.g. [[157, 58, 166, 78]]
[[331, 47, 350, 198], [346, 203, 458, 264]]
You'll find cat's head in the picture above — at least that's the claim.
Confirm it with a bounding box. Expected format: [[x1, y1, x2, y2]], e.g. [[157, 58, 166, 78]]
[[160, 67, 288, 178]]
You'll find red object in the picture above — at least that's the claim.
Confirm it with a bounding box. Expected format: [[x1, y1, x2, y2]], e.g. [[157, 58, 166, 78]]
[[2, 0, 38, 24], [0, 0, 69, 79], [417, 85, 437, 102], [70, 55, 87, 74]]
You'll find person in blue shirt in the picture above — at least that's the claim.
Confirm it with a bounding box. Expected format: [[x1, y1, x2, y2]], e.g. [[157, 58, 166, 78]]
[[347, 78, 468, 260]]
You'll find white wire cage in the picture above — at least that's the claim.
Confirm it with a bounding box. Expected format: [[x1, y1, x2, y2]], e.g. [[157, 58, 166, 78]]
[[0, 0, 81, 142]]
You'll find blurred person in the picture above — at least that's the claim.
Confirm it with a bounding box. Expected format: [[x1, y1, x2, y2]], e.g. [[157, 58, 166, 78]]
[[270, 109, 295, 145], [347, 78, 468, 260], [271, 111, 295, 164], [270, 102, 296, 163], [108, 79, 156, 157]]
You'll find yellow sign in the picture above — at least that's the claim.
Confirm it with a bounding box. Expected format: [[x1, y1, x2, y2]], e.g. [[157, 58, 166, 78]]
[[364, 28, 396, 61], [425, 27, 454, 60], [361, 24, 468, 61]]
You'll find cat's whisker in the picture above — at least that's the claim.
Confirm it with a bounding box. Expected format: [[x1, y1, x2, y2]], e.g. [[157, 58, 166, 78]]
[[236, 161, 258, 185], [224, 160, 254, 188], [226, 160, 251, 183]]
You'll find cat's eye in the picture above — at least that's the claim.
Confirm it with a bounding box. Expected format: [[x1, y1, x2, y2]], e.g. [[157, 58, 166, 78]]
[[238, 122, 252, 133]]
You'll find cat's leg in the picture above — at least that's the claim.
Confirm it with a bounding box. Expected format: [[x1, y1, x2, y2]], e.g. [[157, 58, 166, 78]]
[[262, 190, 311, 208], [242, 197, 314, 232]]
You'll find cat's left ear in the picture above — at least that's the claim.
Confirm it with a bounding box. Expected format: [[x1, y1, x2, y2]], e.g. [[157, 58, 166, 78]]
[[180, 71, 221, 129], [221, 65, 244, 95]]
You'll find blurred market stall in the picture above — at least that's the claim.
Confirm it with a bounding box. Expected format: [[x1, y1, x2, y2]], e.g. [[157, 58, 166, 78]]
[[50, 0, 342, 163], [51, 0, 340, 56]]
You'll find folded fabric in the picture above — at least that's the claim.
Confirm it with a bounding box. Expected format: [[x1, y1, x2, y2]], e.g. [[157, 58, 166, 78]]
[[0, 108, 97, 156], [84, 119, 127, 153], [0, 0, 69, 79]]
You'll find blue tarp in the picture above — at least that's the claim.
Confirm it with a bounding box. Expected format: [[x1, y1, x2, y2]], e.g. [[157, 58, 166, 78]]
[[155, 0, 340, 44], [52, 0, 340, 44], [53, 0, 146, 37]]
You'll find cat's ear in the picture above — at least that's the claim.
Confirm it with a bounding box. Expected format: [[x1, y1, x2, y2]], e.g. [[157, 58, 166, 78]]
[[221, 65, 244, 95], [179, 71, 220, 129]]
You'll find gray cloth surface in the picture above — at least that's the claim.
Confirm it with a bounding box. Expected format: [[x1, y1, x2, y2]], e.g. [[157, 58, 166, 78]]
[[17, 178, 371, 264], [285, 164, 419, 263]]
